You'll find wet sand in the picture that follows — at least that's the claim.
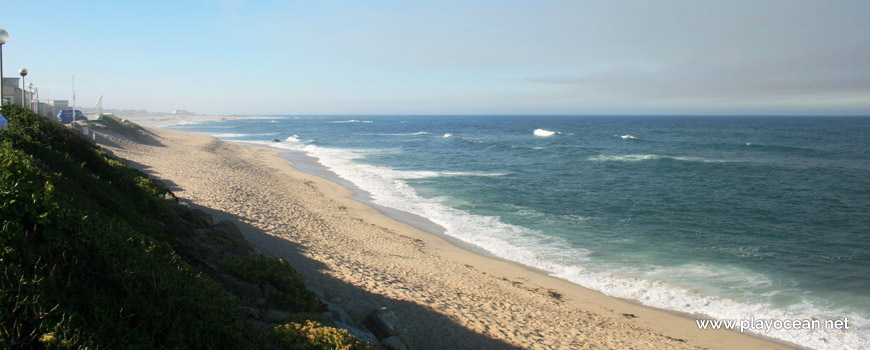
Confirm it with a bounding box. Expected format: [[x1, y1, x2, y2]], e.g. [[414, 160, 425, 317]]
[[93, 115, 794, 350]]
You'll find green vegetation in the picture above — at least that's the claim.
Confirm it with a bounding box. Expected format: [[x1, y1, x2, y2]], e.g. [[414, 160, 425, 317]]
[[271, 321, 371, 350], [0, 105, 251, 348], [0, 105, 367, 349], [223, 255, 321, 312]]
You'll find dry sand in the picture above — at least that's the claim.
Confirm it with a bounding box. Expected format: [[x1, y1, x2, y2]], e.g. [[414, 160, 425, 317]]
[[93, 115, 795, 350]]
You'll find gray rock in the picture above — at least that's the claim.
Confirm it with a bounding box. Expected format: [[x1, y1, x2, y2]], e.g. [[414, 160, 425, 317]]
[[380, 336, 408, 350], [189, 208, 213, 228], [212, 220, 244, 241], [346, 326, 379, 347], [363, 307, 400, 340], [306, 280, 326, 300], [328, 302, 354, 326]]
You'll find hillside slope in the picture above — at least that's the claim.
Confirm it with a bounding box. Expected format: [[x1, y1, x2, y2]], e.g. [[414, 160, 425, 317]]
[[0, 106, 368, 349]]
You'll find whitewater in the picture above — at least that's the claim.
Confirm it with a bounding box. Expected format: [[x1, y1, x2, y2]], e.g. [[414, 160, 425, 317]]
[[170, 115, 870, 349]]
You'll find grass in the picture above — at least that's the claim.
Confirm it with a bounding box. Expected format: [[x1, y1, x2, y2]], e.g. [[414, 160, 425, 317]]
[[0, 105, 367, 349]]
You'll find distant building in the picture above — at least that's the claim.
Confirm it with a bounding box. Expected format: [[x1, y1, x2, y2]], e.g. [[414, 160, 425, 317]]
[[45, 100, 69, 119], [47, 100, 69, 110], [2, 77, 26, 106], [1, 80, 74, 120], [171, 109, 193, 115]]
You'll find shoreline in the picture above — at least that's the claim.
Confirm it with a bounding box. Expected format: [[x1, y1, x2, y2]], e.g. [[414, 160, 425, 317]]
[[99, 115, 795, 349], [277, 150, 511, 260], [273, 142, 801, 350]]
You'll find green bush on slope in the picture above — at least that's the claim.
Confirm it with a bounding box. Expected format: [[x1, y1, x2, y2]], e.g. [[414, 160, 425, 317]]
[[0, 106, 369, 349], [0, 105, 251, 348], [223, 255, 321, 312], [271, 320, 371, 350]]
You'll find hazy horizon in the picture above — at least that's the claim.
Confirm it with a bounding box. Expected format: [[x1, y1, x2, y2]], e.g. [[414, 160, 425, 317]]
[[3, 1, 869, 116]]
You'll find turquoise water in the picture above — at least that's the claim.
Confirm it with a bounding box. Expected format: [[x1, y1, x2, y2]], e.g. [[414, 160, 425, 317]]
[[170, 115, 870, 349]]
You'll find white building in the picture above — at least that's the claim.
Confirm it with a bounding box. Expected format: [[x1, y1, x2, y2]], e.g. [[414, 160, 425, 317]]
[[2, 77, 27, 106]]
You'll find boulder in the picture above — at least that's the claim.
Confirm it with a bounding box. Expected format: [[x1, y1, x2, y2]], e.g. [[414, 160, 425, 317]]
[[212, 220, 244, 242], [328, 301, 354, 326], [380, 336, 408, 350], [189, 208, 214, 228], [363, 307, 400, 339], [346, 326, 379, 347]]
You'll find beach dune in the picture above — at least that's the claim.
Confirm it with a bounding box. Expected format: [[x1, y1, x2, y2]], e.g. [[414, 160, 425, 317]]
[[93, 114, 792, 350]]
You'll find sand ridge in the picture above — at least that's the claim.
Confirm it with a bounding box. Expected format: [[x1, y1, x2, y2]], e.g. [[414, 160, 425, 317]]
[[94, 118, 793, 350]]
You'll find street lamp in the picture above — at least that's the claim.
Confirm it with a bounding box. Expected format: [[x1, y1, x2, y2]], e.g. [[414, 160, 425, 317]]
[[19, 68, 27, 108], [28, 83, 34, 112], [32, 87, 39, 114], [0, 28, 8, 105]]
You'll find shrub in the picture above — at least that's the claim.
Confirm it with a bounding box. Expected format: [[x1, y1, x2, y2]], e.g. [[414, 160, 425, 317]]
[[223, 255, 321, 312], [0, 105, 365, 349], [0, 105, 254, 348], [271, 321, 371, 350]]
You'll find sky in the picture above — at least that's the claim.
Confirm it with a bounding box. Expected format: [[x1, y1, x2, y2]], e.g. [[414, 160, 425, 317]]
[[1, 0, 869, 115]]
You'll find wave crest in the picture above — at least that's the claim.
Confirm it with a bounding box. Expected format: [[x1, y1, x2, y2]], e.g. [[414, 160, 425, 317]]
[[330, 119, 373, 124], [589, 154, 725, 163], [534, 129, 556, 137]]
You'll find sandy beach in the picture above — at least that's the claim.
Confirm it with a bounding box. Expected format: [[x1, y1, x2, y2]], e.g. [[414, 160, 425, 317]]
[[92, 114, 794, 350]]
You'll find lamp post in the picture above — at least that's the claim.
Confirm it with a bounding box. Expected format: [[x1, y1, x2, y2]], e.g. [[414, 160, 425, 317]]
[[19, 68, 27, 108], [33, 87, 39, 114], [0, 28, 8, 105], [28, 83, 34, 112]]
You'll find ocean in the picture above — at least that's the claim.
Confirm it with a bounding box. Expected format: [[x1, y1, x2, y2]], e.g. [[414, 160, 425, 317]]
[[169, 115, 870, 349]]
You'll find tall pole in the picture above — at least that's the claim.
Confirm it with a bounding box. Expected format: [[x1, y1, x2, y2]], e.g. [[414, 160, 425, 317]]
[[28, 83, 34, 112], [72, 75, 76, 129], [0, 45, 4, 105], [19, 68, 27, 108], [0, 28, 7, 105]]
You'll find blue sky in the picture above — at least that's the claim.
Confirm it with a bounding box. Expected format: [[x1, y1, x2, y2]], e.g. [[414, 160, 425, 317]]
[[2, 1, 869, 115]]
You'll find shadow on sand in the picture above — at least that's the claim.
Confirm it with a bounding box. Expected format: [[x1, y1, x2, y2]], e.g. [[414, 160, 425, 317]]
[[188, 202, 522, 350]]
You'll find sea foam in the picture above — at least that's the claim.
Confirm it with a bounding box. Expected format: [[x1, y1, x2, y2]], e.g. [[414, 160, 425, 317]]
[[268, 139, 866, 349], [534, 129, 556, 137], [589, 154, 725, 163], [330, 119, 373, 123], [175, 115, 870, 350], [285, 135, 303, 143], [211, 133, 248, 138], [385, 131, 431, 136]]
